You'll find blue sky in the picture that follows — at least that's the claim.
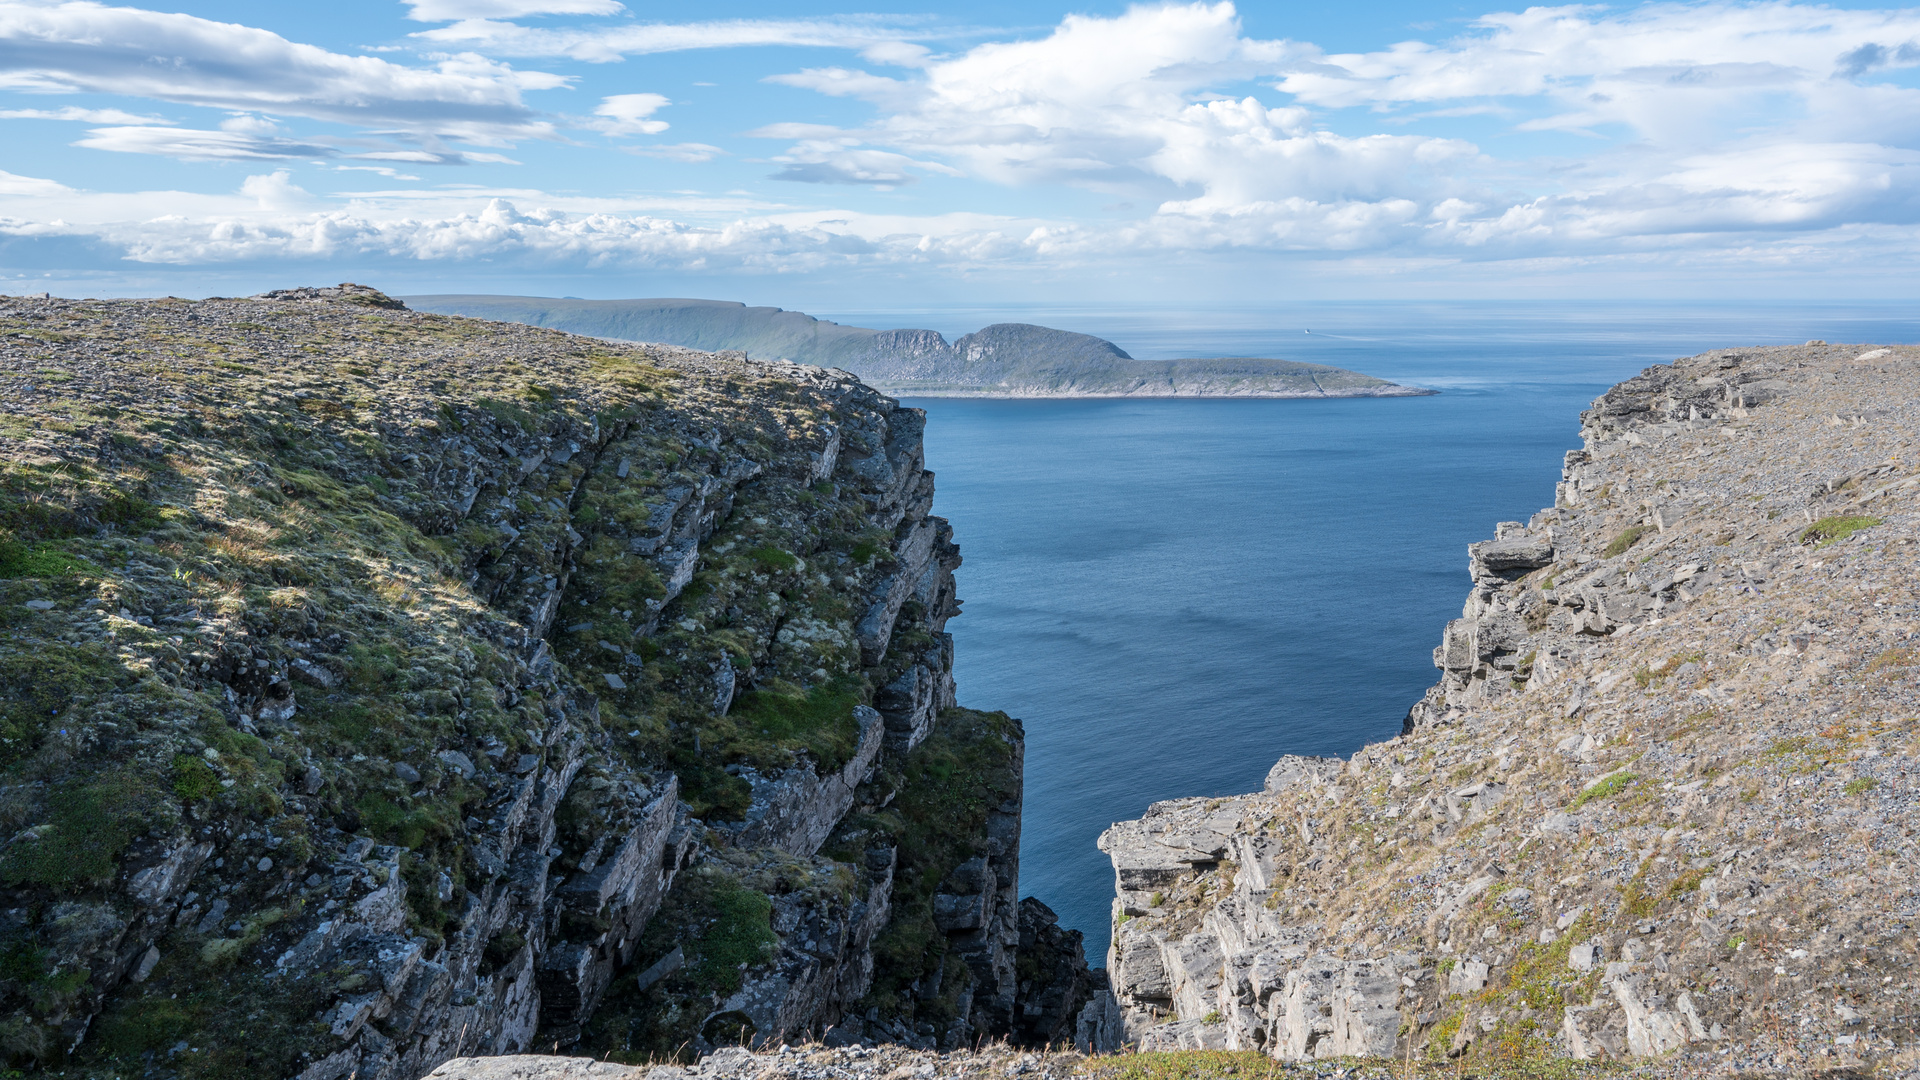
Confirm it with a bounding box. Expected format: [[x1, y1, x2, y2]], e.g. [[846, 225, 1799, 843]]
[[5, 0, 1920, 302]]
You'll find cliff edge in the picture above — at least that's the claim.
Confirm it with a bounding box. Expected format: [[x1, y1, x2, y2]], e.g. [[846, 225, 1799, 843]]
[[1099, 341, 1920, 1075], [0, 286, 1103, 1079]]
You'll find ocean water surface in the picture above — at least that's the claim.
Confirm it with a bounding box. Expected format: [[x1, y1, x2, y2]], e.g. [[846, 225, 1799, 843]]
[[821, 302, 1920, 963]]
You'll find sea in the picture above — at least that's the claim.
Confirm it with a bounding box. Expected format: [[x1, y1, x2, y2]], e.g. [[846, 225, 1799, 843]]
[[813, 301, 1920, 964]]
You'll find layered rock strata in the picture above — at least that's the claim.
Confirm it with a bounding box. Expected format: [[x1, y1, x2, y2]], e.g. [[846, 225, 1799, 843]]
[[1101, 342, 1920, 1074], [0, 286, 1089, 1079]]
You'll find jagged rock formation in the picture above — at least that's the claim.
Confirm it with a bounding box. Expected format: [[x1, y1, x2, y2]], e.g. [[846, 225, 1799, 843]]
[[0, 287, 1098, 1079], [1100, 342, 1920, 1075], [402, 296, 1431, 399]]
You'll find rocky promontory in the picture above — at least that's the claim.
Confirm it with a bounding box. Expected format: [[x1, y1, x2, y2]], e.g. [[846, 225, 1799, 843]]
[[1099, 341, 1920, 1075], [402, 296, 1430, 400], [0, 285, 1107, 1079]]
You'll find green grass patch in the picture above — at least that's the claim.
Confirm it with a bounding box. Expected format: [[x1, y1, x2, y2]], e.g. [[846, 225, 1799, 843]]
[[172, 754, 220, 801], [1569, 771, 1637, 809], [0, 535, 99, 578], [2, 770, 170, 889], [847, 532, 889, 565], [1800, 515, 1880, 547], [1845, 777, 1879, 795], [474, 396, 536, 431], [721, 676, 866, 773], [747, 544, 798, 572], [1763, 736, 1809, 759], [1602, 524, 1651, 558]]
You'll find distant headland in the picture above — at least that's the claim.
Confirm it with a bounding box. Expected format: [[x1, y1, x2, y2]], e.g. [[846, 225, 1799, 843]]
[[403, 295, 1435, 399]]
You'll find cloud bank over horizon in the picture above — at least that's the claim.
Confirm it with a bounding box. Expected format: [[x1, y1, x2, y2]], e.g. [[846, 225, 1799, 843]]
[[4, 0, 1920, 298]]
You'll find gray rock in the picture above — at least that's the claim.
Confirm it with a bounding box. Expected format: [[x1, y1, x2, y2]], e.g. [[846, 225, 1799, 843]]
[[1447, 959, 1489, 994], [1263, 755, 1343, 794], [393, 761, 421, 784], [423, 1057, 644, 1080], [633, 945, 684, 992], [1470, 535, 1553, 572]]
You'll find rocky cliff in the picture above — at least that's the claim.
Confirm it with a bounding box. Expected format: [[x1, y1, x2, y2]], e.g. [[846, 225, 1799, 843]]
[[0, 285, 1101, 1080], [1099, 342, 1920, 1075], [402, 296, 1430, 400]]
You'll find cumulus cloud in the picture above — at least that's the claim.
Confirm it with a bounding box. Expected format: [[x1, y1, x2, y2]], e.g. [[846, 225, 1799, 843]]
[[8, 0, 1920, 279], [586, 93, 670, 136], [734, 1, 1920, 258], [6, 168, 1920, 281], [0, 1, 561, 144], [751, 1, 1462, 223], [1270, 1, 1920, 145], [413, 15, 933, 64]]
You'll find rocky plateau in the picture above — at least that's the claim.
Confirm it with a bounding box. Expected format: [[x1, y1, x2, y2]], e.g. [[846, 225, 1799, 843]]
[[1098, 339, 1920, 1076]]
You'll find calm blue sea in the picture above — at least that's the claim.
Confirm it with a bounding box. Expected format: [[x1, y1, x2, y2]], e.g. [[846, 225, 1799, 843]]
[[817, 301, 1920, 964]]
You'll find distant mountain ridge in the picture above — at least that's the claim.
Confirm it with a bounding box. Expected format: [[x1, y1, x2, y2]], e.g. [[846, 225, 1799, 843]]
[[403, 294, 1435, 398]]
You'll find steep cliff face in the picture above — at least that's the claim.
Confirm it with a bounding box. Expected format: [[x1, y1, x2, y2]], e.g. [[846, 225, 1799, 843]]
[[0, 286, 1087, 1080], [1100, 343, 1920, 1073]]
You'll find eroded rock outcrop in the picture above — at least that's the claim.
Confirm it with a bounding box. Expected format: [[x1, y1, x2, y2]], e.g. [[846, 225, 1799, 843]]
[[1102, 342, 1920, 1074], [0, 288, 1090, 1078]]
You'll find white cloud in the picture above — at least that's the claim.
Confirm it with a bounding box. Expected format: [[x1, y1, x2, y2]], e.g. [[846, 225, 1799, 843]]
[[0, 1, 562, 144], [6, 0, 1920, 282], [766, 143, 961, 188], [1270, 2, 1920, 147], [739, 1, 1920, 258], [0, 105, 165, 124], [404, 0, 624, 22], [413, 15, 932, 64], [6, 170, 1920, 283], [238, 170, 314, 210], [622, 142, 726, 162], [69, 124, 519, 166], [860, 42, 933, 68], [765, 68, 909, 101], [75, 126, 339, 161], [219, 114, 282, 135], [329, 164, 425, 180], [0, 169, 74, 197], [746, 122, 849, 140], [587, 93, 670, 136]]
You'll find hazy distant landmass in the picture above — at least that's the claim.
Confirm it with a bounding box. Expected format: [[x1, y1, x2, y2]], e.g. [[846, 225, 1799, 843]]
[[403, 294, 1436, 398]]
